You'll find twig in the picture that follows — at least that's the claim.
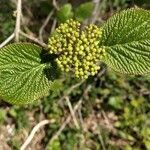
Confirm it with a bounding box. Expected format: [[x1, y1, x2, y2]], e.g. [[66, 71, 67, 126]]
[[65, 97, 80, 129], [94, 67, 106, 82], [59, 80, 85, 102], [98, 129, 106, 150], [39, 10, 54, 42], [47, 99, 82, 147], [20, 120, 50, 150], [53, 0, 59, 10], [78, 105, 85, 130], [15, 0, 22, 42], [20, 31, 48, 48], [101, 110, 110, 126], [47, 83, 92, 148], [51, 19, 57, 34], [46, 81, 85, 147], [0, 33, 15, 48], [91, 0, 101, 24]]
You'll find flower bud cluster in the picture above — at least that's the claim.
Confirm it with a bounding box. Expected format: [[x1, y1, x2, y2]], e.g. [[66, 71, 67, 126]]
[[48, 19, 105, 79]]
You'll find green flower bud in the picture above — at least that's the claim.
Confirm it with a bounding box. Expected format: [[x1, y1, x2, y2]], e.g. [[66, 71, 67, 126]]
[[48, 19, 105, 79]]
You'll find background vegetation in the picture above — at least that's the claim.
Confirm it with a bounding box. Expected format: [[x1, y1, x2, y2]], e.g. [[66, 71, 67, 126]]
[[0, 0, 150, 149]]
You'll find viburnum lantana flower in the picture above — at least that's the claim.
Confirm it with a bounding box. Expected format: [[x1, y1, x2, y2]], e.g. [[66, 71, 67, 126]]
[[48, 19, 105, 79]]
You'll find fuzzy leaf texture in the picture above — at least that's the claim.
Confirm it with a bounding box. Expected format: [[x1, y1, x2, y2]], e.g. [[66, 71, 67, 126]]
[[75, 2, 94, 21], [0, 43, 53, 104], [101, 8, 150, 75], [57, 3, 73, 23]]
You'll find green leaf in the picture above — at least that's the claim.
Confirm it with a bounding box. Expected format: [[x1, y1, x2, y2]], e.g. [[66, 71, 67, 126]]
[[0, 43, 53, 104], [75, 2, 94, 21], [101, 9, 150, 75], [108, 96, 123, 109], [47, 138, 61, 150], [0, 109, 6, 124], [57, 3, 73, 23], [144, 140, 150, 150], [144, 74, 150, 80]]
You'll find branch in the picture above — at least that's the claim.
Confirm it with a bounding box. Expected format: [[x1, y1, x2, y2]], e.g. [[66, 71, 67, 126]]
[[47, 82, 92, 147], [59, 80, 85, 102], [0, 0, 22, 48], [65, 97, 80, 129], [15, 0, 22, 42], [98, 129, 106, 150], [48, 99, 82, 145], [53, 0, 59, 10], [51, 19, 57, 34], [0, 33, 15, 48], [20, 120, 50, 150], [20, 31, 48, 48], [39, 10, 54, 42], [91, 0, 101, 24]]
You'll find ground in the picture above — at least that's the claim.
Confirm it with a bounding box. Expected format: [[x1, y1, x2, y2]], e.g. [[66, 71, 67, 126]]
[[0, 0, 150, 150]]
